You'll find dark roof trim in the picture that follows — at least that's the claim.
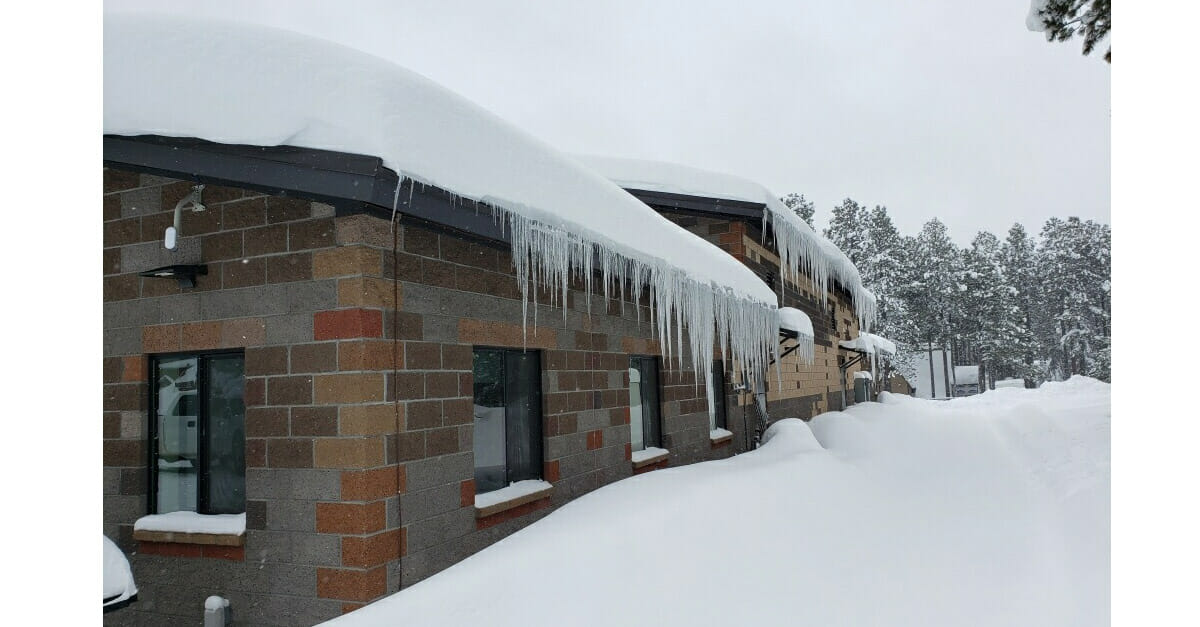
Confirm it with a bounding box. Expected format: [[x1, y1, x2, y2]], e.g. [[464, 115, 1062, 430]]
[[103, 135, 508, 243], [622, 188, 766, 221]]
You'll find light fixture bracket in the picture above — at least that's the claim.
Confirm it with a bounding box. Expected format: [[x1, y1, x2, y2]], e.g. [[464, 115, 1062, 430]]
[[138, 264, 208, 289]]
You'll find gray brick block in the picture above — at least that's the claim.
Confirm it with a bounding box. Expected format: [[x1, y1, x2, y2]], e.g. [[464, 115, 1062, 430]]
[[157, 293, 201, 323], [200, 287, 263, 319], [402, 283, 522, 321], [263, 499, 315, 532], [421, 315, 459, 342], [404, 507, 474, 553], [104, 298, 162, 329], [104, 494, 142, 524], [289, 531, 341, 567], [239, 594, 342, 627], [404, 452, 472, 492], [104, 326, 142, 356], [121, 186, 163, 217], [103, 467, 121, 495], [400, 483, 462, 524], [246, 469, 339, 501], [121, 238, 202, 272], [264, 312, 313, 346]]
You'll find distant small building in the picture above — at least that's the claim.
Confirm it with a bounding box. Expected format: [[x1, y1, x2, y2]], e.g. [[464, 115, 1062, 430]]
[[953, 365, 981, 397]]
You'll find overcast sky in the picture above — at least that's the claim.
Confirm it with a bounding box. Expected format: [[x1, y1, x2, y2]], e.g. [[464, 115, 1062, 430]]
[[106, 0, 1110, 245]]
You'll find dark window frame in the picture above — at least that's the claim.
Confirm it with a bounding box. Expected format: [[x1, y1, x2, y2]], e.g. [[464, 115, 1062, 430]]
[[471, 347, 545, 495], [147, 349, 246, 515], [710, 360, 728, 431], [629, 355, 664, 450]]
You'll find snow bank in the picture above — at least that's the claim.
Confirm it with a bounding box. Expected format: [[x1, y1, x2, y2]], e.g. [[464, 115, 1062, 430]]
[[104, 14, 779, 414], [133, 511, 246, 536], [575, 155, 877, 330], [103, 536, 137, 607], [321, 378, 1108, 627]]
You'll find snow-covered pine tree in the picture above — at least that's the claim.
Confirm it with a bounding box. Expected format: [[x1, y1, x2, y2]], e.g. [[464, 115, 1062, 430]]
[[896, 219, 963, 393], [864, 205, 918, 386], [823, 198, 871, 269], [1027, 0, 1111, 62], [1036, 217, 1110, 380], [1000, 223, 1044, 385], [780, 193, 815, 229], [961, 231, 1034, 389]]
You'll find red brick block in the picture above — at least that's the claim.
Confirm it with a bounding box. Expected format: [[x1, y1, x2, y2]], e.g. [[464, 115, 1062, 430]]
[[586, 429, 604, 450], [341, 466, 404, 501], [460, 479, 475, 507], [475, 497, 551, 531], [314, 308, 383, 341], [317, 566, 387, 602], [544, 460, 560, 483], [341, 529, 403, 568]]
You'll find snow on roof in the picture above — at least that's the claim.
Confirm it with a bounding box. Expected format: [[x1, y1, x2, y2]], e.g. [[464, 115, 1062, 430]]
[[103, 536, 137, 607], [574, 155, 878, 330], [954, 366, 980, 385], [777, 307, 815, 364], [104, 13, 780, 404], [839, 332, 897, 356]]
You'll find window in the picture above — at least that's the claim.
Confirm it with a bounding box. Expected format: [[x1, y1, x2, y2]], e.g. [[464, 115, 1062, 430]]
[[628, 356, 662, 451], [150, 352, 245, 515], [472, 348, 543, 494], [708, 360, 728, 431]]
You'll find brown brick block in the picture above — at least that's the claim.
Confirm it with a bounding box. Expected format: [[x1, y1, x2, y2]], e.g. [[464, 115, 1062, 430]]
[[544, 460, 560, 483], [341, 466, 403, 501], [181, 321, 222, 351], [316, 565, 387, 602], [104, 218, 141, 248], [316, 501, 386, 535], [314, 308, 383, 341], [220, 196, 268, 230], [442, 398, 473, 426], [246, 346, 289, 376], [244, 223, 289, 257], [103, 357, 123, 384], [267, 252, 313, 283], [104, 169, 141, 193], [246, 438, 267, 467], [122, 356, 146, 383], [221, 258, 266, 289], [104, 274, 140, 302], [341, 528, 403, 568], [246, 407, 289, 437], [315, 437, 385, 469], [202, 231, 243, 261], [103, 247, 121, 275], [337, 276, 397, 308], [392, 432, 426, 462], [386, 372, 424, 401], [624, 443, 632, 461], [441, 344, 472, 370], [338, 340, 402, 372], [458, 319, 557, 350], [405, 400, 441, 431], [341, 404, 402, 436], [267, 438, 314, 468], [404, 342, 441, 370], [342, 603, 365, 615], [424, 372, 459, 399], [292, 342, 338, 373], [292, 406, 339, 436], [268, 375, 313, 405], [103, 439, 144, 467], [335, 214, 394, 248], [403, 228, 440, 257], [390, 311, 424, 340], [103, 412, 121, 439], [426, 427, 460, 457], [314, 372, 385, 405], [221, 317, 266, 348], [459, 479, 476, 507], [244, 378, 266, 407], [104, 383, 144, 411], [267, 197, 313, 224], [290, 218, 336, 251], [313, 246, 383, 279], [586, 429, 604, 450]]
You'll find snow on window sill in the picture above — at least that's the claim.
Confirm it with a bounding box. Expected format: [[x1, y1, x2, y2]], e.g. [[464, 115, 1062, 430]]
[[474, 480, 554, 519], [133, 512, 246, 546], [631, 447, 669, 469], [709, 428, 734, 445]]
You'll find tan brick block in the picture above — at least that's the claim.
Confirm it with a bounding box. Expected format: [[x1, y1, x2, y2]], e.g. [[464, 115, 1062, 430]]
[[313, 246, 383, 279], [341, 466, 403, 501], [221, 317, 266, 348], [142, 324, 181, 353], [340, 404, 403, 436], [337, 276, 399, 308], [341, 529, 403, 568], [314, 437, 385, 469], [338, 340, 402, 372], [458, 319, 557, 350], [181, 321, 222, 351], [314, 373, 385, 404], [317, 565, 387, 602]]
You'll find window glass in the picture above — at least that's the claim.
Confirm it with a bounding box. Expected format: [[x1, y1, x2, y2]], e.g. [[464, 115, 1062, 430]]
[[472, 349, 507, 493], [205, 354, 245, 514], [628, 364, 644, 452], [155, 356, 199, 514], [709, 360, 728, 431], [629, 356, 661, 450], [504, 351, 542, 484]]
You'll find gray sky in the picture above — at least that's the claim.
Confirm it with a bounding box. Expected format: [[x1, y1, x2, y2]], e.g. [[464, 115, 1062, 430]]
[[106, 0, 1110, 245]]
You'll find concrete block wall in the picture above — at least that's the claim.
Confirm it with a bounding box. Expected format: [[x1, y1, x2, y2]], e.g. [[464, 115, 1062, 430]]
[[104, 168, 737, 625]]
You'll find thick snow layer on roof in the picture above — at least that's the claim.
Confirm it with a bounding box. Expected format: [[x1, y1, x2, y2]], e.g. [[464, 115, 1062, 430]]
[[839, 332, 897, 356], [320, 377, 1109, 627], [105, 13, 780, 407], [777, 307, 815, 364], [134, 511, 246, 536], [575, 155, 877, 329], [954, 366, 980, 385], [103, 536, 137, 606]]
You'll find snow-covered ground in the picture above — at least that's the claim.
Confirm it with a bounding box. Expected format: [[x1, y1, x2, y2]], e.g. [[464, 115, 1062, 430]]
[[322, 377, 1109, 627]]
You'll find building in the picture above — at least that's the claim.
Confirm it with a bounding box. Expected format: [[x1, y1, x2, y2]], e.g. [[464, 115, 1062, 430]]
[[103, 15, 876, 626]]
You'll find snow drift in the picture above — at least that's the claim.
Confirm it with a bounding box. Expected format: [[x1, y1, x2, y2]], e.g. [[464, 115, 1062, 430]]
[[321, 376, 1109, 627], [104, 13, 780, 410]]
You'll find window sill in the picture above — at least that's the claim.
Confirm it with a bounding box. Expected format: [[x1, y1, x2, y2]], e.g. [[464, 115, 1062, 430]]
[[631, 447, 670, 469], [709, 428, 734, 447], [133, 512, 246, 546], [474, 480, 555, 519]]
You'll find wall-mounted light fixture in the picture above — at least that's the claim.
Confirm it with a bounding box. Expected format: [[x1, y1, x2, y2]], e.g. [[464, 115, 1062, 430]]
[[138, 264, 208, 289], [164, 184, 206, 250]]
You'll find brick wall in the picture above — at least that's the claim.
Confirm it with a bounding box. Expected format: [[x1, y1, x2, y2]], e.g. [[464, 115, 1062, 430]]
[[104, 168, 734, 625]]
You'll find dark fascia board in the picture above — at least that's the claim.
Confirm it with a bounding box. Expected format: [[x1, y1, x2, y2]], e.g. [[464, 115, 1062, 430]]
[[103, 135, 509, 244], [622, 188, 766, 221]]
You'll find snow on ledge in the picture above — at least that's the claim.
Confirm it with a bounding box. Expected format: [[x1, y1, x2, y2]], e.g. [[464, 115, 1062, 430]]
[[103, 536, 137, 607], [839, 332, 897, 356], [853, 371, 873, 380], [475, 480, 554, 512], [778, 307, 815, 364], [134, 511, 246, 536], [709, 428, 734, 443], [631, 446, 670, 466]]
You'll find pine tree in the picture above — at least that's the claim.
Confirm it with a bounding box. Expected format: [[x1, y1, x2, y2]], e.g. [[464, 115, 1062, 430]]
[[896, 219, 963, 392], [1000, 223, 1043, 384], [960, 231, 1034, 388], [780, 193, 815, 229], [1036, 217, 1111, 380], [823, 198, 871, 267], [1027, 0, 1111, 62]]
